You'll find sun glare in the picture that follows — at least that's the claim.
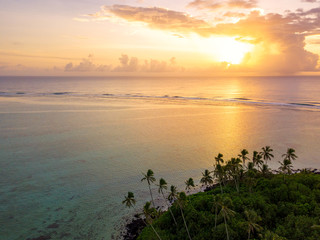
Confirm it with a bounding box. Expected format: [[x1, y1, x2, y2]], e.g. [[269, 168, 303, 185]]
[[197, 36, 254, 65], [215, 37, 254, 64]]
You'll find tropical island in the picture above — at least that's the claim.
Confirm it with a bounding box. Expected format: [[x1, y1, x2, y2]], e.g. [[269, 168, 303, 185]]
[[122, 147, 320, 240]]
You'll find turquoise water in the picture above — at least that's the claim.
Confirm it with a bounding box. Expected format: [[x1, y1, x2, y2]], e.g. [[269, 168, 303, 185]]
[[1, 76, 320, 239]]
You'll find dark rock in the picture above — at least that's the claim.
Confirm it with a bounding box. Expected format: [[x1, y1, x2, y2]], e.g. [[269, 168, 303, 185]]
[[122, 217, 146, 240], [26, 235, 51, 240], [47, 223, 59, 229], [60, 233, 71, 238]]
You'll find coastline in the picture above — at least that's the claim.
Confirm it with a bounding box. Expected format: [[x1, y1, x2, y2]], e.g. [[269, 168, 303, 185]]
[[120, 168, 320, 240]]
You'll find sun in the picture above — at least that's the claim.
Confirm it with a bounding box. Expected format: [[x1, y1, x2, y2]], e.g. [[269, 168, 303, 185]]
[[215, 37, 254, 64], [196, 36, 254, 65]]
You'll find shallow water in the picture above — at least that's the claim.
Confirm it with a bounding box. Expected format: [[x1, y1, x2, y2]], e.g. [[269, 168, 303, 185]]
[[1, 76, 320, 239]]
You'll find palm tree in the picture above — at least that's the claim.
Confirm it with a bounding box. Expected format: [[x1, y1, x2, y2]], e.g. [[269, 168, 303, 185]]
[[252, 151, 263, 170], [214, 164, 224, 193], [238, 149, 249, 167], [215, 153, 224, 165], [122, 192, 161, 240], [244, 209, 262, 240], [212, 194, 222, 230], [143, 202, 162, 240], [200, 169, 213, 187], [122, 192, 136, 208], [261, 164, 271, 177], [157, 178, 177, 225], [282, 148, 297, 161], [227, 158, 242, 192], [260, 146, 274, 166], [218, 196, 235, 240], [168, 185, 178, 203], [278, 159, 293, 175], [177, 192, 192, 240], [185, 178, 195, 192], [279, 159, 293, 182], [141, 169, 156, 208]]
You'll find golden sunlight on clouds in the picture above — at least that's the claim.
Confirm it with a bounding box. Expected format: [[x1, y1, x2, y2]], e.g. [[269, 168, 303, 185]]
[[1, 0, 320, 75]]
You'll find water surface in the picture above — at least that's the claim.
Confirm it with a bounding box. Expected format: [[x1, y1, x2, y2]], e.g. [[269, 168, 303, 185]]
[[1, 76, 320, 239]]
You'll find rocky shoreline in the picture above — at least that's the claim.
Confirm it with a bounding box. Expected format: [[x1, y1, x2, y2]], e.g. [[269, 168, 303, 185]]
[[120, 214, 146, 240]]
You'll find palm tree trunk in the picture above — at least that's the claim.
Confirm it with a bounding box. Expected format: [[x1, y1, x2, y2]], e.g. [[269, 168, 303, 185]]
[[234, 178, 239, 192], [214, 205, 218, 229], [149, 222, 162, 240], [248, 229, 250, 240], [178, 203, 192, 240], [148, 180, 155, 208], [132, 206, 162, 240], [161, 190, 177, 225], [223, 212, 230, 240], [219, 180, 224, 194]]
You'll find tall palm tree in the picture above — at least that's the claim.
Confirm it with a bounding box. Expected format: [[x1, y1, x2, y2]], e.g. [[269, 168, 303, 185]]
[[238, 149, 249, 167], [157, 178, 177, 225], [260, 146, 274, 165], [143, 202, 162, 240], [218, 196, 235, 240], [252, 151, 263, 170], [141, 169, 156, 208], [282, 148, 298, 161], [185, 178, 195, 192], [122, 192, 162, 240], [168, 185, 178, 203], [227, 158, 242, 192], [177, 192, 192, 240], [200, 169, 213, 187], [214, 164, 224, 194], [215, 153, 224, 165], [212, 194, 222, 230], [244, 209, 262, 240]]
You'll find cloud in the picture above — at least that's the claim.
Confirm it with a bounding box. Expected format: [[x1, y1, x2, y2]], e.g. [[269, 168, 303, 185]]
[[99, 5, 214, 37], [301, 0, 319, 3], [113, 54, 182, 72], [64, 55, 112, 72], [187, 0, 257, 10], [63, 54, 182, 73], [210, 10, 320, 72], [223, 12, 247, 18], [87, 4, 320, 73]]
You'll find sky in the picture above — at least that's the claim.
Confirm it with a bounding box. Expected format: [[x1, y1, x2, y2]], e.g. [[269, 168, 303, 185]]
[[1, 0, 320, 76]]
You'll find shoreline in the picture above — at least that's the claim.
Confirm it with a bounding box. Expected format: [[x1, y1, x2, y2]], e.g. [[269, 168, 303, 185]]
[[120, 168, 320, 240]]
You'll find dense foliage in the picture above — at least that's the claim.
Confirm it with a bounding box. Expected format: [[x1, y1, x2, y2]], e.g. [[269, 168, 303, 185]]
[[138, 173, 320, 240], [122, 147, 320, 239]]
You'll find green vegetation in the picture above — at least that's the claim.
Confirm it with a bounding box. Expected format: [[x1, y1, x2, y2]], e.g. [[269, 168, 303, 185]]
[[123, 147, 320, 240]]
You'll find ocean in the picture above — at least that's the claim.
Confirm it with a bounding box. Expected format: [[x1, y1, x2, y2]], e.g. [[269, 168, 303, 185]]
[[1, 76, 320, 239]]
